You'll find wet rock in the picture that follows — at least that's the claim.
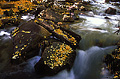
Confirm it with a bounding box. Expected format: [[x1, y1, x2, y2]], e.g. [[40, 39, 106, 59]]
[[110, 0, 120, 2], [63, 15, 74, 22], [0, 3, 14, 9], [35, 18, 81, 48], [4, 9, 14, 16], [80, 6, 87, 11], [105, 7, 116, 15], [104, 16, 110, 19], [34, 5, 46, 16], [5, 0, 20, 1], [0, 39, 14, 71], [34, 42, 76, 77], [1, 17, 21, 27], [11, 21, 51, 64], [32, 1, 38, 5], [41, 8, 63, 22], [104, 44, 120, 78], [66, 0, 74, 3], [105, 0, 110, 3]]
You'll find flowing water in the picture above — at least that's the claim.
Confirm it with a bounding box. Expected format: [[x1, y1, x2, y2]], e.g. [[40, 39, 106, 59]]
[[0, 0, 120, 79]]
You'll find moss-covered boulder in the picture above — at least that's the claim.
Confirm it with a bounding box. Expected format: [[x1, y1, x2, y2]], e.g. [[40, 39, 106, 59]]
[[34, 42, 76, 77]]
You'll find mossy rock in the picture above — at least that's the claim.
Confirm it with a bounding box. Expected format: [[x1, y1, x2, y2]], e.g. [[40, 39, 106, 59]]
[[34, 42, 76, 77]]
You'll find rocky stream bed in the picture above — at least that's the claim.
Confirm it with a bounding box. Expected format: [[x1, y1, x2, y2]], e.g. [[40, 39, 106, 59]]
[[0, 0, 120, 79]]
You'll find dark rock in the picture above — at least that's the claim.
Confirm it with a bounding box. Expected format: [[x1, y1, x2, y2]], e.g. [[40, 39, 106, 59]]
[[45, 2, 54, 8], [63, 15, 74, 22], [34, 42, 76, 77], [1, 17, 21, 27], [4, 9, 14, 16], [5, 0, 19, 1], [105, 0, 110, 3], [32, 1, 38, 5], [0, 39, 14, 71], [80, 6, 87, 11], [105, 7, 116, 15], [110, 0, 120, 2], [34, 5, 46, 16], [11, 21, 51, 64], [1, 3, 14, 9], [66, 0, 74, 3], [104, 16, 110, 19], [41, 8, 63, 22], [36, 19, 81, 49]]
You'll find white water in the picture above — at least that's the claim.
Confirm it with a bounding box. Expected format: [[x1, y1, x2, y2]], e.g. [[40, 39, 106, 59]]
[[21, 46, 116, 79]]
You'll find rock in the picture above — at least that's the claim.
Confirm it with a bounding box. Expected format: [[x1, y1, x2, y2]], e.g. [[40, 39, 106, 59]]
[[34, 5, 46, 16], [66, 0, 74, 3], [11, 21, 51, 64], [63, 15, 74, 22], [36, 19, 81, 48], [104, 16, 110, 19], [34, 42, 76, 77], [0, 3, 14, 9], [4, 9, 14, 16], [32, 1, 38, 5], [0, 39, 14, 71], [5, 0, 19, 1], [80, 6, 87, 11], [41, 8, 63, 22], [110, 0, 120, 2], [105, 0, 110, 3], [105, 7, 116, 15], [1, 17, 21, 27]]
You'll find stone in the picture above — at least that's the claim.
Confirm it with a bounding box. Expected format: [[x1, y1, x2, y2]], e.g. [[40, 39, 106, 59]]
[[110, 0, 120, 2], [105, 7, 116, 15], [4, 9, 14, 16], [41, 8, 63, 22], [34, 5, 46, 16], [11, 21, 51, 64], [36, 19, 81, 48], [34, 42, 76, 77], [63, 15, 74, 22], [0, 3, 14, 9]]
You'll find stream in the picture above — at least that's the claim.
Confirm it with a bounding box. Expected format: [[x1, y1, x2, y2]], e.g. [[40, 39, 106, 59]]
[[0, 0, 120, 79]]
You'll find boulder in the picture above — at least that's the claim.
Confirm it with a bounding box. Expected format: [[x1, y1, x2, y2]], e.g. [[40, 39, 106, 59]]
[[36, 18, 81, 49], [105, 7, 116, 15], [34, 5, 46, 16], [41, 8, 63, 22], [5, 0, 19, 1], [34, 42, 76, 77], [4, 9, 14, 16], [110, 0, 120, 2], [0, 3, 14, 9], [11, 21, 51, 64]]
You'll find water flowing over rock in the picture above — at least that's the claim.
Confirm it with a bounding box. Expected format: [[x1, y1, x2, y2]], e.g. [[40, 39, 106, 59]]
[[34, 42, 76, 77]]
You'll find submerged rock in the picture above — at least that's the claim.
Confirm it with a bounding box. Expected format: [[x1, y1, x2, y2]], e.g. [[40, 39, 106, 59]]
[[34, 42, 76, 77], [105, 7, 116, 15]]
